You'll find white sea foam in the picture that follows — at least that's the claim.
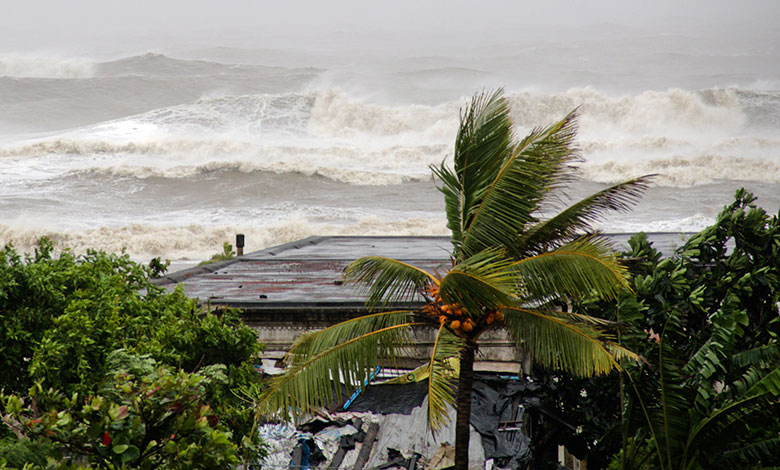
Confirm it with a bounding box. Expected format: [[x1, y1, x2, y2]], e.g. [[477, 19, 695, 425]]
[[582, 155, 780, 186], [599, 214, 716, 234], [0, 210, 725, 263], [0, 53, 96, 78], [0, 217, 450, 262], [0, 139, 445, 185], [507, 87, 744, 138], [1, 87, 778, 189], [307, 88, 457, 141], [0, 89, 458, 185]]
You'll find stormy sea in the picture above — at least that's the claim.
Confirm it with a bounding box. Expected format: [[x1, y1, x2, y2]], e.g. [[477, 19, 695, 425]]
[[1, 22, 779, 267]]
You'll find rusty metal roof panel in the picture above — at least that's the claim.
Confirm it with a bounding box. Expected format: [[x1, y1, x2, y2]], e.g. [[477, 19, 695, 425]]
[[157, 234, 689, 310], [169, 258, 449, 305]]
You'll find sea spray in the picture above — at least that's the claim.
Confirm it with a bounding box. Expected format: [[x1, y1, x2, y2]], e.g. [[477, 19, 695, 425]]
[[0, 217, 450, 262]]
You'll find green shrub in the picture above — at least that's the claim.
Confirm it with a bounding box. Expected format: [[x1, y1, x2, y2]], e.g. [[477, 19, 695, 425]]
[[198, 243, 235, 266], [2, 351, 263, 469], [0, 240, 264, 468]]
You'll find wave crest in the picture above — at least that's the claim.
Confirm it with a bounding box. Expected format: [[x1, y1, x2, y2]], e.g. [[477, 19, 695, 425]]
[[2, 87, 778, 187], [507, 87, 745, 135], [0, 53, 96, 78], [308, 89, 457, 139]]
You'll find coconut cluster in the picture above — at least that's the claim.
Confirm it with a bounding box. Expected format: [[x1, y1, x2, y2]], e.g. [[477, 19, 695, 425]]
[[421, 283, 503, 337]]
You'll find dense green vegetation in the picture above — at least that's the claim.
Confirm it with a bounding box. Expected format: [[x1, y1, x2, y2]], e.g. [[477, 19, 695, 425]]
[[0, 240, 263, 469], [611, 190, 780, 469], [530, 189, 780, 469]]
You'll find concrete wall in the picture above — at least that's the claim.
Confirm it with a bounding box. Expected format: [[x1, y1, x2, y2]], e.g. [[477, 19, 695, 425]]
[[243, 313, 528, 374]]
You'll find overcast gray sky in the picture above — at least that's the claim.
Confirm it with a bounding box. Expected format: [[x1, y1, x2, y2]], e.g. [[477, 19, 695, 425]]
[[2, 0, 778, 53]]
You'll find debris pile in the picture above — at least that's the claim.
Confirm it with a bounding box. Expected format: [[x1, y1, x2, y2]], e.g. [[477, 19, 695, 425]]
[[256, 375, 536, 469]]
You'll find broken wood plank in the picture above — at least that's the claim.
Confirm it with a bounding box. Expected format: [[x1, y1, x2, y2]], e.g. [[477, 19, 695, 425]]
[[353, 422, 379, 470], [376, 457, 406, 469], [329, 446, 347, 469], [328, 418, 363, 469]]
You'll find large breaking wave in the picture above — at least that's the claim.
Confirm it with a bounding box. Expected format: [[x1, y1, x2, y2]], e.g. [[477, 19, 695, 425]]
[[1, 86, 778, 186]]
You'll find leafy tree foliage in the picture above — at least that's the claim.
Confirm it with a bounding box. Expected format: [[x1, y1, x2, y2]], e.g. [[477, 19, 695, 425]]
[[613, 190, 780, 470], [537, 190, 780, 469], [0, 240, 263, 467], [2, 351, 247, 469]]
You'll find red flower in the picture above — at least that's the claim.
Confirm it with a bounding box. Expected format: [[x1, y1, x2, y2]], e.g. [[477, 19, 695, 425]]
[[102, 431, 112, 446]]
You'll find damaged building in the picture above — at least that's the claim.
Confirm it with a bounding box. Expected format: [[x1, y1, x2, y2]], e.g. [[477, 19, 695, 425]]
[[155, 235, 681, 469]]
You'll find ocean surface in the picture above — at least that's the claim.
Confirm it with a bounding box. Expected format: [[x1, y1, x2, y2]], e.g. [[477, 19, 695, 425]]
[[1, 25, 779, 266]]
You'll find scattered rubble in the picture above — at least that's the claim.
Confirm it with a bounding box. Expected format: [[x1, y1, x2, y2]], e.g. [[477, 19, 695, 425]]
[[256, 375, 535, 469]]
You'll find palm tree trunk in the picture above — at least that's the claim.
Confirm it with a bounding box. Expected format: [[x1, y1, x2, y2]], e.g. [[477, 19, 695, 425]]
[[455, 340, 476, 470]]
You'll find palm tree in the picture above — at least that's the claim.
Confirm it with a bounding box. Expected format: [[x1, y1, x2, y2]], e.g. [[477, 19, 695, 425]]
[[253, 89, 652, 469]]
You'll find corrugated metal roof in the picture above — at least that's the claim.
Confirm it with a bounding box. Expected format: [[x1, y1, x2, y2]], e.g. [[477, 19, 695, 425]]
[[156, 234, 687, 310]]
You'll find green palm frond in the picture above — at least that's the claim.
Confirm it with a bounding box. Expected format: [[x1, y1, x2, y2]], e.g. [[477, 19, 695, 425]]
[[516, 176, 655, 255], [438, 248, 518, 314], [433, 89, 514, 251], [731, 344, 780, 369], [433, 163, 466, 249], [505, 107, 581, 193], [503, 306, 637, 377], [530, 307, 629, 329], [456, 109, 581, 260], [684, 368, 780, 466], [512, 235, 629, 303], [653, 313, 692, 467], [743, 366, 780, 397], [256, 316, 422, 422], [719, 436, 780, 469], [344, 256, 437, 309], [685, 306, 742, 408], [288, 310, 417, 360], [688, 394, 778, 458], [426, 324, 463, 431], [729, 367, 769, 399]]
